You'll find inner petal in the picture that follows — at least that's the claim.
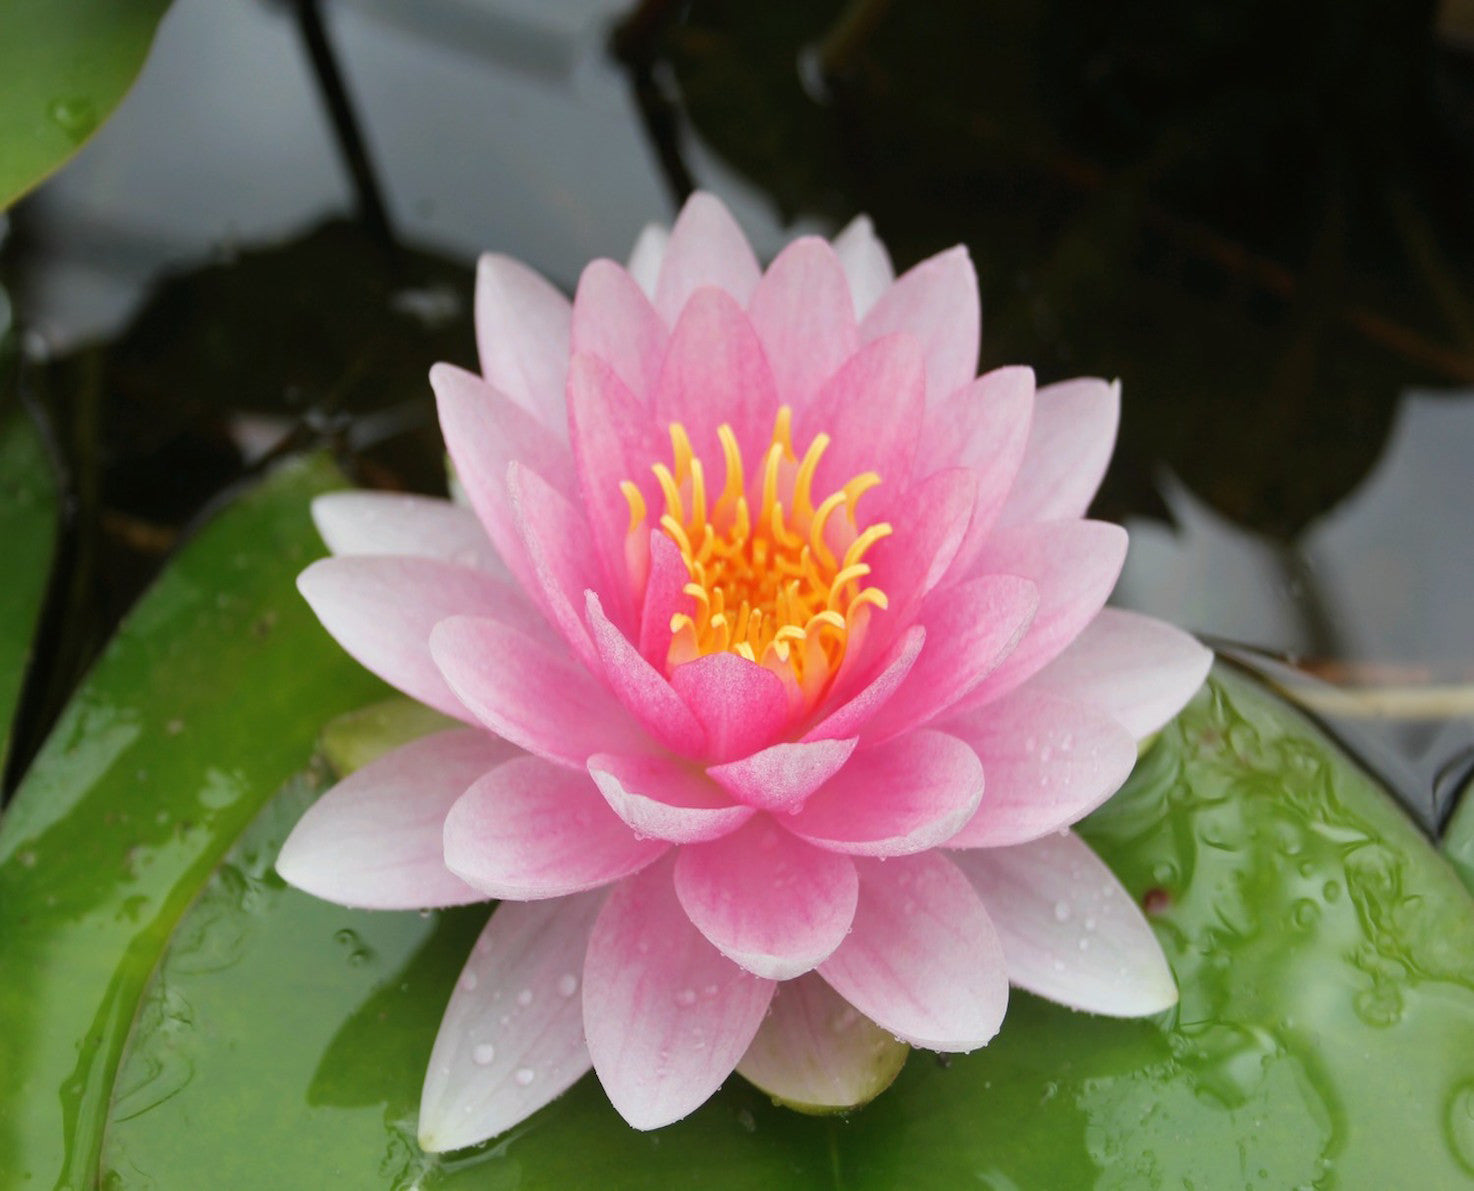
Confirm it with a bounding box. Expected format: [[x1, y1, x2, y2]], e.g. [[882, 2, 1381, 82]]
[[622, 406, 893, 710]]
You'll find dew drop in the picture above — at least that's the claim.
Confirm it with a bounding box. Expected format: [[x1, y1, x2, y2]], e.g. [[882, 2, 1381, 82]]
[[1083, 915, 1097, 932], [1053, 900, 1071, 923], [459, 971, 479, 992], [515, 1067, 536, 1086], [557, 973, 578, 998], [675, 988, 697, 1007], [517, 988, 534, 1007], [472, 1042, 496, 1066]]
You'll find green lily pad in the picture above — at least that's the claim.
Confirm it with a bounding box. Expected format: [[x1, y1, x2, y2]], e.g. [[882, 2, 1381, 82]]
[[0, 454, 384, 1188], [0, 405, 57, 772], [0, 0, 171, 210]]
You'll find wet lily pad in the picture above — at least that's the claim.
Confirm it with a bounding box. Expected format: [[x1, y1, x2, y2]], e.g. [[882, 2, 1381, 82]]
[[0, 454, 384, 1188], [0, 405, 56, 774], [0, 0, 171, 209]]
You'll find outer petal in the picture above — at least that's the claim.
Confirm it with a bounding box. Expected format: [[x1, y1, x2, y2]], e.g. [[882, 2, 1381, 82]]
[[653, 192, 762, 323], [583, 856, 775, 1130], [860, 575, 1038, 742], [418, 891, 603, 1152], [653, 286, 779, 470], [747, 237, 859, 410], [298, 555, 541, 723], [786, 730, 984, 857], [795, 333, 925, 503], [670, 652, 791, 763], [860, 244, 980, 407], [951, 831, 1177, 1016], [443, 755, 666, 898], [962, 521, 1128, 708], [587, 753, 754, 845], [277, 729, 512, 909], [310, 491, 508, 579], [587, 592, 706, 757], [674, 819, 859, 979], [706, 737, 857, 814], [831, 214, 895, 318], [996, 377, 1120, 527], [475, 253, 572, 436], [818, 852, 1008, 1051], [431, 362, 575, 595], [942, 691, 1138, 848], [571, 259, 667, 404], [736, 973, 909, 1112], [431, 615, 650, 768], [1026, 608, 1213, 739], [626, 223, 668, 296]]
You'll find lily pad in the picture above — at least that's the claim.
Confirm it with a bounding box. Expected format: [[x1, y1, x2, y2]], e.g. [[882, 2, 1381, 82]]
[[0, 454, 384, 1188], [0, 405, 56, 774], [0, 0, 171, 209]]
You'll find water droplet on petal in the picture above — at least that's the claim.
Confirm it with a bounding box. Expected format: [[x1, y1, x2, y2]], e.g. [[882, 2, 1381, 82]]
[[472, 1043, 496, 1066], [1053, 900, 1071, 923], [517, 988, 534, 1007], [675, 988, 697, 1007], [459, 971, 479, 992], [515, 1067, 536, 1086], [557, 973, 578, 998]]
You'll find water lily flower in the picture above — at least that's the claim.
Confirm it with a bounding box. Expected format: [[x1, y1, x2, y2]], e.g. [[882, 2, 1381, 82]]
[[277, 193, 1212, 1150]]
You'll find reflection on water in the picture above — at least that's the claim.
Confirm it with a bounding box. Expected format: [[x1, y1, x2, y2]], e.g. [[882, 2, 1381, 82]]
[[4, 0, 1473, 831]]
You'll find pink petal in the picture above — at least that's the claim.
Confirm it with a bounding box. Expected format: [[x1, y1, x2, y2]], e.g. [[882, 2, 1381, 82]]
[[431, 615, 649, 768], [567, 354, 668, 622], [507, 462, 601, 670], [865, 468, 979, 629], [277, 729, 511, 909], [996, 377, 1120, 527], [804, 626, 925, 743], [830, 214, 895, 318], [1026, 608, 1213, 739], [941, 691, 1138, 848], [474, 253, 572, 436], [443, 755, 666, 898], [818, 852, 1008, 1050], [736, 973, 909, 1111], [298, 555, 542, 723], [587, 753, 754, 845], [674, 819, 859, 979], [627, 223, 668, 296], [747, 237, 859, 410], [418, 892, 603, 1152], [310, 491, 508, 579], [787, 730, 984, 856], [431, 362, 575, 596], [587, 592, 706, 757], [670, 652, 792, 763], [653, 192, 762, 323], [653, 286, 779, 470], [951, 831, 1177, 1016], [860, 575, 1038, 741], [639, 531, 694, 665], [962, 521, 1128, 708], [583, 856, 775, 1129], [794, 333, 925, 502], [706, 737, 857, 814], [860, 245, 979, 407], [921, 366, 1035, 569], [571, 259, 667, 403]]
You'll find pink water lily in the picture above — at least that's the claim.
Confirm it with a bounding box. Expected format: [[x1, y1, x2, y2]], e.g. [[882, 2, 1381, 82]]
[[276, 193, 1211, 1150]]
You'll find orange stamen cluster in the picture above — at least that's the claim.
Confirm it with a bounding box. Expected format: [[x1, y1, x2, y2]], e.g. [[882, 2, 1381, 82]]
[[621, 407, 891, 700]]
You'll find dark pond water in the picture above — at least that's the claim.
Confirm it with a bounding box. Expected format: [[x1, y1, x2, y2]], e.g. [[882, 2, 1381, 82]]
[[4, 0, 1473, 827]]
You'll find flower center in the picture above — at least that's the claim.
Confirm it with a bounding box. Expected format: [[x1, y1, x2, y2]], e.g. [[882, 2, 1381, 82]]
[[621, 407, 892, 699]]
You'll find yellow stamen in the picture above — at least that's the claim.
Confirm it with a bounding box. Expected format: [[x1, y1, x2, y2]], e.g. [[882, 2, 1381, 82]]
[[620, 405, 893, 704]]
